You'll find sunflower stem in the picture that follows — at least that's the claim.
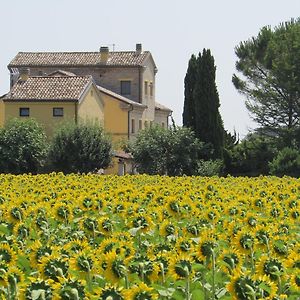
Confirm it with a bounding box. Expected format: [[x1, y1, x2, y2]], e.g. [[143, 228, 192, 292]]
[[212, 250, 216, 299], [250, 246, 255, 274], [185, 273, 190, 300]]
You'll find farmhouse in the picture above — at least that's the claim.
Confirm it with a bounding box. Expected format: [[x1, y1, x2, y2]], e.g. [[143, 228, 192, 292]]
[[1, 44, 172, 174]]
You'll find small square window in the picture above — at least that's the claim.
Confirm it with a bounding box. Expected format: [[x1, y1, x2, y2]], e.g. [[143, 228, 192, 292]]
[[19, 108, 30, 117], [53, 107, 64, 117], [120, 81, 131, 95]]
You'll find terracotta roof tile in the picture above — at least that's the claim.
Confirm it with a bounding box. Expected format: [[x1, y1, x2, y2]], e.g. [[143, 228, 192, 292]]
[[9, 51, 150, 67], [3, 76, 92, 101]]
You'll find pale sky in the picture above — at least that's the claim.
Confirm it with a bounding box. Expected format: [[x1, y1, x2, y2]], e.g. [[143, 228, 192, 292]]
[[1, 0, 300, 137]]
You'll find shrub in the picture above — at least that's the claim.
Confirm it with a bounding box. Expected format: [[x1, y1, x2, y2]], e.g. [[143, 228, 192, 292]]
[[128, 125, 212, 176], [48, 121, 112, 174], [269, 147, 300, 177], [0, 118, 48, 174]]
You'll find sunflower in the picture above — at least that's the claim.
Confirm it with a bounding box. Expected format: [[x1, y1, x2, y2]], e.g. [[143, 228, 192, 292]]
[[0, 243, 17, 267], [93, 284, 125, 300], [69, 250, 97, 276], [21, 277, 54, 300], [175, 237, 195, 254], [253, 274, 277, 299], [159, 220, 177, 238], [124, 282, 158, 300], [99, 217, 114, 236], [169, 254, 194, 280], [233, 230, 255, 254], [289, 272, 300, 292], [197, 230, 218, 262], [38, 253, 69, 281], [12, 222, 30, 241], [220, 248, 242, 275], [256, 255, 285, 281], [130, 214, 154, 234], [29, 241, 59, 268], [5, 266, 25, 299], [284, 250, 300, 270], [101, 250, 128, 284], [254, 225, 271, 250], [52, 202, 73, 223], [227, 273, 257, 300], [52, 278, 87, 300], [63, 238, 90, 255]]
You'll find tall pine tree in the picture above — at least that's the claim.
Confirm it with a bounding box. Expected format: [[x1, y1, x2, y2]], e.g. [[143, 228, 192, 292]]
[[183, 49, 224, 158]]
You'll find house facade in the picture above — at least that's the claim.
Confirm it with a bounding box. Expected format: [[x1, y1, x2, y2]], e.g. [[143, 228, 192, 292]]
[[0, 74, 104, 136], [8, 44, 172, 132]]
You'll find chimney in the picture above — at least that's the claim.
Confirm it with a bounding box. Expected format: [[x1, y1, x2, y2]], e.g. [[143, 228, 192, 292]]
[[136, 43, 142, 55], [100, 46, 109, 64], [19, 68, 30, 82]]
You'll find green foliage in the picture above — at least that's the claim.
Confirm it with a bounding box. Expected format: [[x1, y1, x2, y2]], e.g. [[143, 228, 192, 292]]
[[196, 159, 223, 176], [224, 133, 277, 176], [48, 121, 112, 174], [269, 147, 300, 177], [233, 19, 300, 145], [128, 125, 212, 176], [183, 49, 224, 158], [0, 118, 48, 174]]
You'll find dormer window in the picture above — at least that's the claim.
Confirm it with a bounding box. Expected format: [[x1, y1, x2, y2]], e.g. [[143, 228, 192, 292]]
[[120, 81, 131, 96]]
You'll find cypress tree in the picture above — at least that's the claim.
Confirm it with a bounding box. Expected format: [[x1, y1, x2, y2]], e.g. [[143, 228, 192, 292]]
[[183, 49, 224, 158], [183, 54, 197, 129]]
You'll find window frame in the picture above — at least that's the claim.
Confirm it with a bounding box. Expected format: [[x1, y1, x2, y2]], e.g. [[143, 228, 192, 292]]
[[19, 107, 30, 117], [131, 118, 135, 134], [149, 82, 153, 96], [53, 107, 64, 117]]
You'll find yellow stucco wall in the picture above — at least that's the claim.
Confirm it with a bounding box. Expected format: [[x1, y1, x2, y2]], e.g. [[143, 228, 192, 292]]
[[78, 85, 104, 126], [101, 92, 129, 144], [3, 101, 76, 136]]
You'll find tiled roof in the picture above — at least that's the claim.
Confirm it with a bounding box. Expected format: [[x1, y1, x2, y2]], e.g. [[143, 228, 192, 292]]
[[155, 102, 172, 112], [9, 51, 150, 67], [3, 76, 92, 101], [97, 85, 147, 108]]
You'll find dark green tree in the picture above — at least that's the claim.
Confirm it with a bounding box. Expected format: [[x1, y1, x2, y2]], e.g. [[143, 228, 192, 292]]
[[183, 54, 197, 128], [233, 19, 300, 146], [0, 118, 48, 174], [183, 49, 224, 158], [269, 147, 300, 177], [48, 121, 112, 174], [128, 125, 221, 176]]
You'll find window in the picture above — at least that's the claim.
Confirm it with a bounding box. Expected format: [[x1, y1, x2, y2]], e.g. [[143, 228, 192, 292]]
[[53, 107, 64, 117], [144, 81, 148, 95], [149, 82, 153, 96], [131, 119, 135, 133], [19, 108, 30, 117], [162, 122, 165, 128], [144, 120, 148, 128], [120, 81, 131, 95], [139, 120, 142, 131]]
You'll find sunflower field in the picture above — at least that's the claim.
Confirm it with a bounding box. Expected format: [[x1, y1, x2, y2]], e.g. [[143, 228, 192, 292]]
[[0, 173, 299, 299]]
